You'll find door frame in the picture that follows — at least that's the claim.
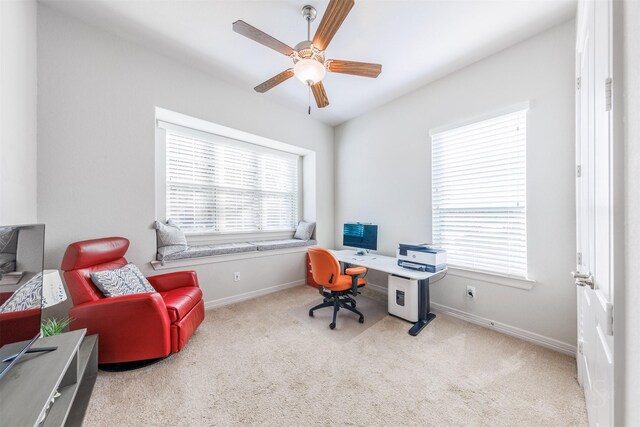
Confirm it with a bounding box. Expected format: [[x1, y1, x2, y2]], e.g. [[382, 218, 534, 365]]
[[609, 0, 626, 424]]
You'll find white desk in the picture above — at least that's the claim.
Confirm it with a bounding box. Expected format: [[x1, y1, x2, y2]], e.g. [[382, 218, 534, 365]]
[[331, 250, 444, 336]]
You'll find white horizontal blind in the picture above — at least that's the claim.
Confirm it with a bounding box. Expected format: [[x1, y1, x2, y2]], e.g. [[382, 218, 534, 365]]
[[431, 109, 527, 278], [165, 129, 299, 234]]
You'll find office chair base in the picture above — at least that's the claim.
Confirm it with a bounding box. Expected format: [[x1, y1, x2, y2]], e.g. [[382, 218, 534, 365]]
[[309, 292, 364, 329]]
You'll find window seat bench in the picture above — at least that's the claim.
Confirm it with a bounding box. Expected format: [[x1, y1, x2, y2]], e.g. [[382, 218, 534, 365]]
[[155, 239, 317, 266], [247, 239, 317, 251]]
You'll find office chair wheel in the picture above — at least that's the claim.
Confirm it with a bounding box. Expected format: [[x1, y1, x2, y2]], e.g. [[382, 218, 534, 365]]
[[359, 317, 364, 324], [308, 310, 314, 317], [329, 322, 336, 329]]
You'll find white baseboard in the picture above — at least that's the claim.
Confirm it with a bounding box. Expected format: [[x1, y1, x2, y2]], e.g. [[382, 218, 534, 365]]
[[430, 302, 577, 356], [204, 279, 305, 310], [365, 282, 576, 356]]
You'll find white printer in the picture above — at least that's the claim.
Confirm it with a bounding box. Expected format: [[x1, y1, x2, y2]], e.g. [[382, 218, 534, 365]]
[[396, 243, 446, 273]]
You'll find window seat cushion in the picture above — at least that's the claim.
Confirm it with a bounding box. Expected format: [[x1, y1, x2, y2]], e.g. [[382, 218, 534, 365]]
[[248, 239, 317, 251], [159, 242, 257, 262], [156, 239, 317, 264]]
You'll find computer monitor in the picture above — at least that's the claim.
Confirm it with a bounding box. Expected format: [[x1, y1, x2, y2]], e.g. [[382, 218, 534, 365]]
[[343, 223, 378, 255]]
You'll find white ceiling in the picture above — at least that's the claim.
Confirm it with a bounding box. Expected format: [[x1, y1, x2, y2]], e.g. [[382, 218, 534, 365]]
[[41, 0, 576, 126]]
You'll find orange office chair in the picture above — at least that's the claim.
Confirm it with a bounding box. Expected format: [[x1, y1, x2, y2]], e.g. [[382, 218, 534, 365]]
[[307, 246, 367, 329]]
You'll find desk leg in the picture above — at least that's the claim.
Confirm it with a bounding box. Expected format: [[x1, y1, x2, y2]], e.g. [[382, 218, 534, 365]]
[[408, 278, 436, 336]]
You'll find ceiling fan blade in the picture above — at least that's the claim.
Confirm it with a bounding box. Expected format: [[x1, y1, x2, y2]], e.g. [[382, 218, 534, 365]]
[[233, 20, 294, 57], [254, 69, 294, 93], [326, 60, 382, 78], [312, 0, 355, 51], [311, 81, 330, 108]]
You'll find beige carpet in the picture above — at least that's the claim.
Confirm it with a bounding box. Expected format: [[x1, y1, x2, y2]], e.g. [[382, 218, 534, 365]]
[[84, 286, 587, 426], [288, 293, 389, 344]]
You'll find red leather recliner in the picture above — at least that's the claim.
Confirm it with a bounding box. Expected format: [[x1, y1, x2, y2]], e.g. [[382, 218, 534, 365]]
[[0, 292, 41, 346], [61, 237, 205, 364]]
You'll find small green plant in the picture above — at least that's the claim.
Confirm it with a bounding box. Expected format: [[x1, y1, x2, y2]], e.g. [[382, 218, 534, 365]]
[[41, 317, 72, 337]]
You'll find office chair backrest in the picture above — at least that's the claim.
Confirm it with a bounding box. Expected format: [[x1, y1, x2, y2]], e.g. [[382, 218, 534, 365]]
[[307, 246, 341, 287]]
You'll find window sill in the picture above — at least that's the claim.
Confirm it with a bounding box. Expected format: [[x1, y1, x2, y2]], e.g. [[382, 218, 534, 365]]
[[150, 246, 308, 271], [446, 267, 536, 290]]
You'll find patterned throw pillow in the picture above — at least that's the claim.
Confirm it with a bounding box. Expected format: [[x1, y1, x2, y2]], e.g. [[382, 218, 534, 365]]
[[153, 219, 188, 259], [0, 227, 18, 253], [0, 253, 16, 275], [0, 227, 18, 274], [0, 273, 42, 313], [90, 264, 156, 298], [293, 221, 316, 241]]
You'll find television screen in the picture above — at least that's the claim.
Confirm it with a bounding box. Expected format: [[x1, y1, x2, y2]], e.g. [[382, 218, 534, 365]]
[[343, 223, 378, 251], [0, 224, 45, 380]]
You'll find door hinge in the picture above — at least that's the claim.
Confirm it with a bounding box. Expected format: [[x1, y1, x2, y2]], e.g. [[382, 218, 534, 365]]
[[605, 77, 612, 111], [577, 252, 582, 265], [576, 76, 581, 90], [578, 340, 584, 355], [605, 302, 614, 335], [577, 165, 581, 178]]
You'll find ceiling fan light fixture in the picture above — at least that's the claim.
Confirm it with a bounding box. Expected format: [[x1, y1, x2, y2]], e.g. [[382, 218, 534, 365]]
[[293, 58, 326, 85]]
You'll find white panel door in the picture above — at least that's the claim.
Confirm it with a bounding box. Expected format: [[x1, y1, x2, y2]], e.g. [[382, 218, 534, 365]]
[[575, 1, 614, 426]]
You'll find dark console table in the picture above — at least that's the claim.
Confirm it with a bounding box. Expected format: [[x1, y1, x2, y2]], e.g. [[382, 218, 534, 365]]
[[0, 329, 98, 426]]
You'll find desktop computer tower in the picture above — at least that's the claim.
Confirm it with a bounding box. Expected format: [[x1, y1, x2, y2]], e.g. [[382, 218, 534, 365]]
[[387, 275, 419, 322]]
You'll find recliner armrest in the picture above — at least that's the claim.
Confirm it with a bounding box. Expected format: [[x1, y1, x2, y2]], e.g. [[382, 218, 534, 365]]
[[147, 271, 199, 292], [70, 292, 170, 327], [69, 292, 172, 363]]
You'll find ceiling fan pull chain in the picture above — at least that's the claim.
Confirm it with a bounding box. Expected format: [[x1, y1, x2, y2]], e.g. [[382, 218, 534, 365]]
[[308, 84, 311, 115]]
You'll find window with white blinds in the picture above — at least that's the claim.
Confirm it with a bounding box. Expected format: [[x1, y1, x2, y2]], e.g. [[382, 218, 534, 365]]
[[164, 127, 300, 234], [431, 109, 527, 278]]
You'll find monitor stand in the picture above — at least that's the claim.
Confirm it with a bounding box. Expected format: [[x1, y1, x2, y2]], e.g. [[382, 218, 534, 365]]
[[354, 249, 369, 256]]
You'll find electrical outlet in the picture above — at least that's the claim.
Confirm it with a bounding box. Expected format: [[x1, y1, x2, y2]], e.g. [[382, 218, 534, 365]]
[[466, 285, 476, 299], [234, 272, 240, 282]]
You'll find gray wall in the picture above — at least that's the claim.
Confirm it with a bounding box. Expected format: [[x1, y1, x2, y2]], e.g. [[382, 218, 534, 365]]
[[0, 0, 38, 225], [334, 20, 577, 348], [36, 5, 334, 303]]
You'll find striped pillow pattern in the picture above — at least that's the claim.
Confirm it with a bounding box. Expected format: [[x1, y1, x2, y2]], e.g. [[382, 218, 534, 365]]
[[0, 273, 43, 313], [90, 264, 156, 298], [0, 226, 18, 274]]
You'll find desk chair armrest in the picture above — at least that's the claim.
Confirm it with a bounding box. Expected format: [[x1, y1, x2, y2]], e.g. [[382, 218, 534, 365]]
[[346, 267, 367, 296]]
